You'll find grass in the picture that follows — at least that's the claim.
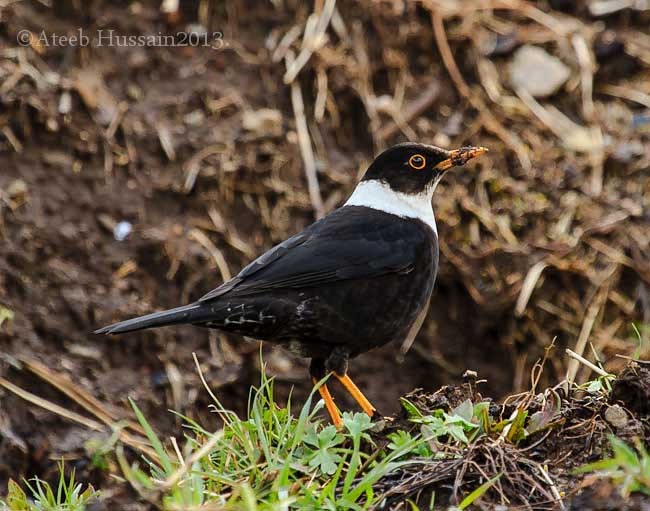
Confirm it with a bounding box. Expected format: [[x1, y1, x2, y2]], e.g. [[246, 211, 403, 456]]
[[576, 435, 650, 498], [630, 323, 650, 360], [112, 365, 516, 510], [0, 462, 98, 511], [3, 360, 648, 510], [120, 370, 423, 510]]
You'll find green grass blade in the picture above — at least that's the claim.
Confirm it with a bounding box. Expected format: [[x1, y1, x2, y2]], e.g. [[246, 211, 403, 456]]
[[458, 472, 502, 510], [129, 398, 174, 474]]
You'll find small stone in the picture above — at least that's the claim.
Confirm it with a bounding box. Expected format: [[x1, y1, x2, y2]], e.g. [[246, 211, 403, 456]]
[[184, 110, 205, 126], [58, 91, 72, 115], [509, 45, 571, 98], [113, 221, 133, 242], [604, 404, 628, 429]]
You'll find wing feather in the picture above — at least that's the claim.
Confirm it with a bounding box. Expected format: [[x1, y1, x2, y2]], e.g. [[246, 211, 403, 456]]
[[199, 207, 429, 302]]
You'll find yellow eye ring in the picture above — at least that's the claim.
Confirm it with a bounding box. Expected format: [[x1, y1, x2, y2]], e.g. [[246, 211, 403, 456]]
[[408, 154, 426, 170]]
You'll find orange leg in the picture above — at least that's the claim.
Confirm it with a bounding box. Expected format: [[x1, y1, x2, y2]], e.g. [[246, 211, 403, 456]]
[[335, 373, 377, 418], [313, 378, 343, 428]]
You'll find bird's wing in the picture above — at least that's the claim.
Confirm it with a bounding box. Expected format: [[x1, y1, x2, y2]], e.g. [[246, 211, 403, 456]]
[[199, 206, 430, 302]]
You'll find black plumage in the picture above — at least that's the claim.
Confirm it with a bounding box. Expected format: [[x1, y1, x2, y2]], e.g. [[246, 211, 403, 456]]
[[95, 142, 487, 425]]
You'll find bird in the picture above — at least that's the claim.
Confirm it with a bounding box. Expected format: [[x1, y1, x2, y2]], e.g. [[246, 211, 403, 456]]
[[95, 142, 488, 427]]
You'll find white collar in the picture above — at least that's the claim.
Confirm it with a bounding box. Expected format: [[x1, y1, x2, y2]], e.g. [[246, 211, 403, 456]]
[[344, 179, 437, 234]]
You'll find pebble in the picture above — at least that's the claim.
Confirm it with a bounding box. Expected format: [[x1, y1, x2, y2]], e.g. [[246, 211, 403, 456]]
[[604, 404, 628, 429], [509, 45, 571, 98], [113, 221, 133, 242], [58, 91, 72, 115]]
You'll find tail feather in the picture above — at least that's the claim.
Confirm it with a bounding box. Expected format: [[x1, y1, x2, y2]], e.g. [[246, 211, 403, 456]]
[[94, 303, 207, 335]]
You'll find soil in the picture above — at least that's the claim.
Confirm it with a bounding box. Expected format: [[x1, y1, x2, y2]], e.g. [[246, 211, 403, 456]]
[[372, 362, 650, 509], [0, 1, 649, 509]]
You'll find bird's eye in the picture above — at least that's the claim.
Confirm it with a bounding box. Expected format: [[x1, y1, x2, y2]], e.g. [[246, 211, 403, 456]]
[[408, 154, 426, 170]]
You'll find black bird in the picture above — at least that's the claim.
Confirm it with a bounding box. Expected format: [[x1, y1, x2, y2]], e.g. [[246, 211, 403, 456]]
[[95, 143, 487, 426]]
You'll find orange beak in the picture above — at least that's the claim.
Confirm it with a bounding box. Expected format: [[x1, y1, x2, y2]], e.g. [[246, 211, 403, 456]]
[[434, 146, 488, 171]]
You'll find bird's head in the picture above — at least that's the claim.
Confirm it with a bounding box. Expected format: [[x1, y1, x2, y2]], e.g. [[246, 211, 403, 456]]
[[361, 142, 488, 195]]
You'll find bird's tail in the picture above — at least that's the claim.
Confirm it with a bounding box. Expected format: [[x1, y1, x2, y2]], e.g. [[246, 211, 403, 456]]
[[94, 303, 210, 335]]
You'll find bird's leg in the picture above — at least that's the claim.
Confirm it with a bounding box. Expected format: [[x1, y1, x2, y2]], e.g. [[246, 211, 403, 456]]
[[312, 377, 342, 428], [326, 347, 379, 419], [334, 373, 377, 418], [310, 359, 342, 428]]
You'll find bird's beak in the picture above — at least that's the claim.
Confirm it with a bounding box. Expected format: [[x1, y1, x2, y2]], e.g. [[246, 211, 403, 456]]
[[434, 146, 489, 171]]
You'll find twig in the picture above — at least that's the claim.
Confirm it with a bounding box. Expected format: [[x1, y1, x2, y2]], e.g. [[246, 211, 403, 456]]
[[290, 76, 325, 218], [571, 34, 595, 121], [1, 126, 23, 153], [21, 357, 145, 435], [565, 349, 612, 378], [615, 354, 650, 364], [159, 431, 223, 490], [536, 463, 566, 511], [271, 25, 302, 63], [598, 84, 650, 109], [207, 207, 256, 259], [192, 352, 221, 406], [283, 0, 337, 84], [314, 66, 328, 122], [377, 81, 441, 141], [170, 436, 184, 466], [157, 122, 176, 161], [514, 86, 603, 154], [530, 338, 557, 396], [495, 0, 571, 37], [0, 376, 104, 431], [106, 101, 128, 140], [0, 375, 157, 459], [183, 144, 228, 193], [188, 228, 232, 282], [566, 275, 614, 385], [515, 261, 549, 316]]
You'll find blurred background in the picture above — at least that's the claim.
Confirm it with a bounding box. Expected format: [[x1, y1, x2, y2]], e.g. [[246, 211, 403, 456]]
[[0, 0, 648, 495]]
